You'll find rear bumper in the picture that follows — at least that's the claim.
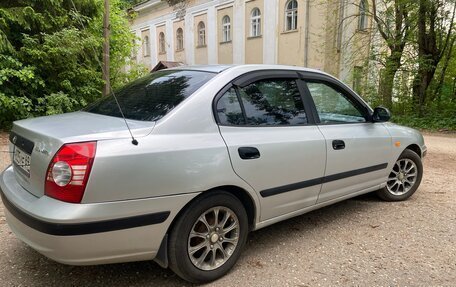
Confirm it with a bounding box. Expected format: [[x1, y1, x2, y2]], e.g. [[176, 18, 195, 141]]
[[0, 166, 198, 265]]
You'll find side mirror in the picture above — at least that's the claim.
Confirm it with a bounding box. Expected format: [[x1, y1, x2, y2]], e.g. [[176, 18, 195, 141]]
[[372, 106, 391, 122]]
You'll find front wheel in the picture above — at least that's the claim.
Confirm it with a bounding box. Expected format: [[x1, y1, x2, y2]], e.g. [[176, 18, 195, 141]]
[[168, 191, 248, 283], [376, 149, 423, 201]]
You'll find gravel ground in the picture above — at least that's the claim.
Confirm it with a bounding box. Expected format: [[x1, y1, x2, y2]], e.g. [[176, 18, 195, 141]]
[[0, 133, 455, 286]]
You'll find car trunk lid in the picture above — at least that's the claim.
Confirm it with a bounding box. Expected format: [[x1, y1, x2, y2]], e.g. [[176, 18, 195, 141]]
[[9, 111, 154, 198]]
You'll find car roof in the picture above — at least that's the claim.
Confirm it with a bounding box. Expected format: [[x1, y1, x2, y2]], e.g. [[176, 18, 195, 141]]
[[168, 65, 234, 73], [167, 64, 330, 76]]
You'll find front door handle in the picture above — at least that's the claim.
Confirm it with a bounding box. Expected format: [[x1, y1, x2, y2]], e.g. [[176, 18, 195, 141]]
[[238, 147, 260, 160], [332, 140, 345, 150]]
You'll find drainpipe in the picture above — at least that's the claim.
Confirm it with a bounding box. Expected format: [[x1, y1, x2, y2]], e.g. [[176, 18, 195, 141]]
[[337, 0, 346, 77], [304, 0, 310, 67]]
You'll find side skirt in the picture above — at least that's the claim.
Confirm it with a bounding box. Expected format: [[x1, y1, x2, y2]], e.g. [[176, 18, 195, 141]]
[[253, 184, 383, 231]]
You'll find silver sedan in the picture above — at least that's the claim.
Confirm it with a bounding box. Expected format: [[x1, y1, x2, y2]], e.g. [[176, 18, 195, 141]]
[[0, 65, 426, 283]]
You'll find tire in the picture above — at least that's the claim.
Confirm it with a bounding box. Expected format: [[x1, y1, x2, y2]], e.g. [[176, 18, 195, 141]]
[[168, 191, 248, 283], [376, 149, 423, 201]]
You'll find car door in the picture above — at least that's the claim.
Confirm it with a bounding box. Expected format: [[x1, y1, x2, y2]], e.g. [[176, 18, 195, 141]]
[[301, 74, 392, 203], [214, 72, 326, 221]]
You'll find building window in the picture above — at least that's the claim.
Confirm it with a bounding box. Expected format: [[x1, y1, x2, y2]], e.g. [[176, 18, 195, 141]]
[[198, 21, 206, 46], [358, 0, 368, 30], [250, 8, 261, 37], [176, 28, 184, 51], [131, 38, 137, 59], [159, 32, 166, 54], [222, 15, 231, 42], [142, 35, 150, 57], [285, 0, 298, 31]]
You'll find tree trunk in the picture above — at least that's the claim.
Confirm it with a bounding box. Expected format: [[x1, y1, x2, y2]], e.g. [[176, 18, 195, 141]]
[[102, 0, 110, 97], [413, 65, 436, 116], [413, 0, 456, 116], [378, 53, 402, 109], [434, 36, 455, 103]]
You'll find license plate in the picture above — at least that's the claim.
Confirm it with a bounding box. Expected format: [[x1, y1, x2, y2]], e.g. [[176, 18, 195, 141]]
[[13, 147, 31, 177]]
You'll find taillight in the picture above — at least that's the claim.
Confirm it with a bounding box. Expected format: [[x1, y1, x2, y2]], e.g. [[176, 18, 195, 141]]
[[45, 142, 97, 203]]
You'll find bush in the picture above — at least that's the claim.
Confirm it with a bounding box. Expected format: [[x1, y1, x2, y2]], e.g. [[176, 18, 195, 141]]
[[392, 114, 456, 131], [0, 0, 147, 130]]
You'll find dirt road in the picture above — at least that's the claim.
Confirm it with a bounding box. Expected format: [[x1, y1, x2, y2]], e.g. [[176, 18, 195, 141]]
[[0, 133, 455, 286]]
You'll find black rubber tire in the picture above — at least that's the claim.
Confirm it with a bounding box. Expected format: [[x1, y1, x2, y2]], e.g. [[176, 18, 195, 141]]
[[168, 191, 248, 284], [376, 149, 423, 201]]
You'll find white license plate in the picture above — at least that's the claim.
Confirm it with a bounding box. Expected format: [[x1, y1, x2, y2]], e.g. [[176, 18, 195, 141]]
[[13, 147, 31, 177]]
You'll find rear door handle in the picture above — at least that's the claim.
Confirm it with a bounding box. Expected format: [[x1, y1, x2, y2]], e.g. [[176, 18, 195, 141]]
[[238, 147, 260, 160], [332, 140, 345, 150]]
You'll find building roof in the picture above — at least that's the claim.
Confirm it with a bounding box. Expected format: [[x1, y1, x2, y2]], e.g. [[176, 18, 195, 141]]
[[131, 0, 162, 12], [151, 61, 185, 72]]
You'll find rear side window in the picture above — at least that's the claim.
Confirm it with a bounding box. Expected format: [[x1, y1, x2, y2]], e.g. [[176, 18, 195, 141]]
[[216, 87, 245, 125], [216, 78, 307, 126], [86, 70, 215, 121]]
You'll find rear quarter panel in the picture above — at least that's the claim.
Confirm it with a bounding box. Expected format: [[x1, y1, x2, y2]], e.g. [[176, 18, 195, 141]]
[[83, 132, 258, 203]]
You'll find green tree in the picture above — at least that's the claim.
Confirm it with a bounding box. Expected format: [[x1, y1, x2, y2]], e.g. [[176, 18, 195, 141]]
[[0, 0, 146, 128], [412, 0, 456, 116], [372, 0, 417, 110]]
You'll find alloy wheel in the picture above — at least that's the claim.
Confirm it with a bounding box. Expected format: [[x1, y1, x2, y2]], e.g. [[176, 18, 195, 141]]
[[386, 158, 418, 196], [187, 206, 240, 271]]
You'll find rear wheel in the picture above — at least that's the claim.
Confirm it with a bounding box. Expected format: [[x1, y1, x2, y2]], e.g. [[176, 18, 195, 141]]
[[168, 191, 248, 283], [376, 149, 423, 201]]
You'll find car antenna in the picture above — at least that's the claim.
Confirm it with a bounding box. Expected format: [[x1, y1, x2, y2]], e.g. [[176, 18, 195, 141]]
[[69, 0, 138, 146], [111, 91, 138, 146]]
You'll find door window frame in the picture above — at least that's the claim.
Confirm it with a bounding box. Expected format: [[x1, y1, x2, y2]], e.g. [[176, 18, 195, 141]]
[[213, 70, 317, 127], [213, 70, 374, 127]]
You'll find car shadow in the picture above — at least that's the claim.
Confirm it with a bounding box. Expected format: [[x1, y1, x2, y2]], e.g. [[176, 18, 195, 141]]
[[8, 194, 382, 287]]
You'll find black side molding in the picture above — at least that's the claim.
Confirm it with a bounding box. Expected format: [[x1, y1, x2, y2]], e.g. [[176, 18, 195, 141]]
[[261, 177, 323, 198], [260, 163, 388, 198], [323, 163, 388, 183], [0, 190, 170, 236]]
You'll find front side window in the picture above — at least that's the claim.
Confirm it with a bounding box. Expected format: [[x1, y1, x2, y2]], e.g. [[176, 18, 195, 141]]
[[285, 0, 298, 31], [216, 79, 307, 126], [159, 32, 166, 54], [142, 35, 150, 57], [358, 0, 368, 30], [250, 8, 261, 37], [176, 28, 184, 51], [198, 21, 206, 46], [222, 16, 231, 42], [86, 70, 215, 121], [306, 82, 366, 124]]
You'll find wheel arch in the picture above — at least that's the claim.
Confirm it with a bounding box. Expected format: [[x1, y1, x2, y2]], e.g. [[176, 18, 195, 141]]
[[405, 143, 422, 158], [155, 185, 258, 268]]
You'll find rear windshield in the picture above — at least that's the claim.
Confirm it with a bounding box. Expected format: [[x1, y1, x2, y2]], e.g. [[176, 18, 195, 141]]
[[85, 70, 216, 121]]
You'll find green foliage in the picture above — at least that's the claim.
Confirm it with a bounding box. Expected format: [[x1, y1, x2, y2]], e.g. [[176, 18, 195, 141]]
[[0, 93, 33, 128], [392, 114, 456, 131], [364, 0, 456, 131], [111, 60, 148, 90], [0, 0, 147, 130]]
